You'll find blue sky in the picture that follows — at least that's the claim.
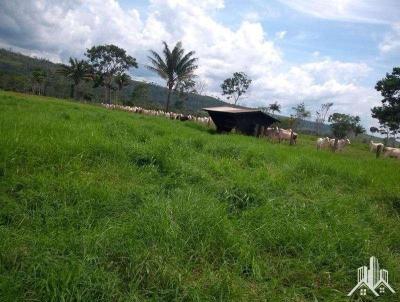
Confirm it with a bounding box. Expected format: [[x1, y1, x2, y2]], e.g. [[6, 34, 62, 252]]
[[0, 0, 399, 129]]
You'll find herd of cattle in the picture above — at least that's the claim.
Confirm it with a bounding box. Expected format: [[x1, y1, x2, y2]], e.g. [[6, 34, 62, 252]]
[[316, 137, 351, 152], [316, 137, 400, 159], [102, 104, 213, 126], [262, 127, 298, 144], [369, 141, 400, 159], [102, 103, 399, 160]]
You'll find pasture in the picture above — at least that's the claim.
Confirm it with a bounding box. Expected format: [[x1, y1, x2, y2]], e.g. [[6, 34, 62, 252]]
[[0, 90, 399, 301]]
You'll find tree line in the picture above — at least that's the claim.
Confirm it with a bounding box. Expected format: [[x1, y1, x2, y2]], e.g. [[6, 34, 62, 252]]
[[54, 41, 255, 112]]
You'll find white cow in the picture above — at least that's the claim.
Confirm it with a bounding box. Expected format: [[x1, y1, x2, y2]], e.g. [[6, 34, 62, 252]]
[[264, 127, 280, 141], [316, 137, 330, 150], [278, 128, 298, 144], [383, 147, 400, 159], [329, 138, 351, 151], [369, 141, 384, 153]]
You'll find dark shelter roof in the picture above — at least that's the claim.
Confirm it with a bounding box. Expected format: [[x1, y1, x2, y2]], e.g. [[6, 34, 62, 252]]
[[203, 106, 280, 135]]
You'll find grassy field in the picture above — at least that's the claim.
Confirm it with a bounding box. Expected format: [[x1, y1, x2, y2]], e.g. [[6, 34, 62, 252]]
[[0, 91, 399, 301]]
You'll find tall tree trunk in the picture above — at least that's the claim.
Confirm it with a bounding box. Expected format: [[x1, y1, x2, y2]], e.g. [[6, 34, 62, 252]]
[[333, 138, 338, 152], [107, 84, 112, 104], [290, 130, 294, 145], [376, 144, 382, 158], [75, 82, 80, 100], [70, 84, 74, 99], [165, 88, 172, 112]]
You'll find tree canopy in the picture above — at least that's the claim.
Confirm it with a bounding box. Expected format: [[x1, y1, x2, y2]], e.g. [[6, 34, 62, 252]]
[[371, 67, 400, 137], [268, 102, 281, 115], [292, 102, 311, 120], [147, 41, 198, 112], [329, 113, 365, 139], [85, 44, 137, 103], [114, 73, 131, 91], [57, 57, 91, 99], [221, 72, 251, 105]]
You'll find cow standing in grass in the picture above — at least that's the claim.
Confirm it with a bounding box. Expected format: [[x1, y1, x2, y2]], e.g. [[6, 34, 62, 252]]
[[369, 141, 384, 152], [329, 138, 350, 151], [370, 141, 384, 158], [383, 147, 400, 159], [264, 127, 298, 144], [264, 127, 280, 142], [316, 137, 330, 150], [278, 128, 298, 144]]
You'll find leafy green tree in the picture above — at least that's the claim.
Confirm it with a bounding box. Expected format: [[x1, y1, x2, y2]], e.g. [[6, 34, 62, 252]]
[[292, 102, 311, 122], [288, 102, 311, 144], [283, 103, 309, 144], [128, 82, 150, 106], [147, 41, 198, 112], [268, 101, 281, 116], [354, 124, 366, 137], [221, 72, 251, 105], [371, 67, 400, 144], [85, 44, 137, 104], [57, 57, 91, 99], [114, 73, 131, 101], [328, 113, 363, 139]]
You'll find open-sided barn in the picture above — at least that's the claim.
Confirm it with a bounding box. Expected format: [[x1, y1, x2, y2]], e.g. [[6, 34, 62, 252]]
[[203, 106, 280, 136]]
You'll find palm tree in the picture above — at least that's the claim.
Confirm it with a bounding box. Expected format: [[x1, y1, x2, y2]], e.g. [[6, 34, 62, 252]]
[[114, 73, 131, 102], [147, 41, 198, 112], [58, 57, 91, 99], [31, 69, 46, 95], [268, 102, 281, 116]]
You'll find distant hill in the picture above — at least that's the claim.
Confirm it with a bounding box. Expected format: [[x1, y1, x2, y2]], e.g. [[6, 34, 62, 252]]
[[0, 48, 225, 114]]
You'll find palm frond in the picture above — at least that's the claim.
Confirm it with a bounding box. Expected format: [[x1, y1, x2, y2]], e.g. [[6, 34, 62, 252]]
[[148, 50, 165, 66], [146, 55, 168, 76], [176, 57, 198, 75], [146, 65, 169, 80], [147, 41, 198, 90]]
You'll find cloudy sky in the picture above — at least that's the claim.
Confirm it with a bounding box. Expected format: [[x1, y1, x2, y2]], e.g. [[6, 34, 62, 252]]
[[1, 0, 399, 129]]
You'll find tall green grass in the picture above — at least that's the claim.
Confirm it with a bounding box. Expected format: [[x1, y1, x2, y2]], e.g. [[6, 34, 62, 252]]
[[0, 91, 399, 301]]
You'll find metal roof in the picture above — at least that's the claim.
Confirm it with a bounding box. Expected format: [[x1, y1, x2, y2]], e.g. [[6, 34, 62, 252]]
[[203, 106, 260, 113]]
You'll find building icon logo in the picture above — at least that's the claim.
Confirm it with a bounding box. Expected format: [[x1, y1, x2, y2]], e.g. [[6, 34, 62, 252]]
[[348, 256, 395, 297]]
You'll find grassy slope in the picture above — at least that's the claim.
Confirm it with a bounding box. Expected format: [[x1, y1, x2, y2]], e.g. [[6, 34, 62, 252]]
[[0, 91, 399, 301]]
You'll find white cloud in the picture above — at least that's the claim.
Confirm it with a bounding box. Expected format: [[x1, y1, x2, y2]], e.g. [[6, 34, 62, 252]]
[[275, 31, 287, 39], [0, 0, 381, 127], [379, 22, 400, 53], [250, 59, 376, 112], [243, 11, 261, 22], [278, 0, 400, 24]]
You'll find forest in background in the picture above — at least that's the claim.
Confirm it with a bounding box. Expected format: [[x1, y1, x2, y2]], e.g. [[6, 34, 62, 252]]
[[0, 48, 225, 115]]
